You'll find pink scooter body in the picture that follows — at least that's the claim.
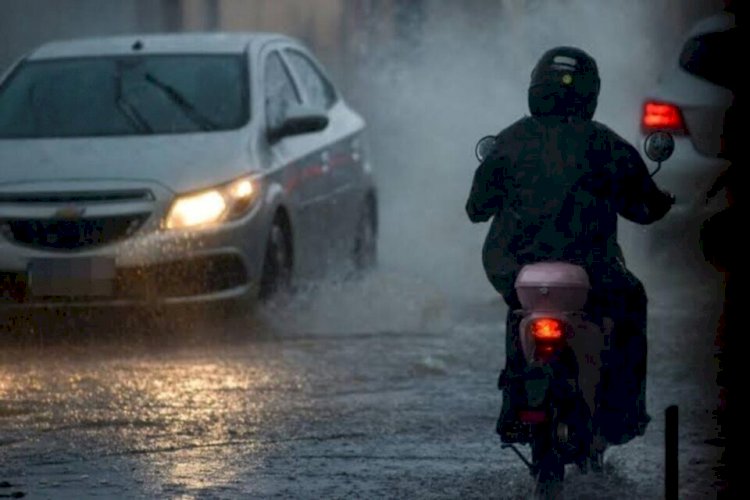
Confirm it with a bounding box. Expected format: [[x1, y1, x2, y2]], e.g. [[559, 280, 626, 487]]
[[515, 262, 612, 438]]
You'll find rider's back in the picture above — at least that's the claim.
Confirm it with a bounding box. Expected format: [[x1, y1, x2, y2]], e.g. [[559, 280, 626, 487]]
[[470, 114, 654, 298]]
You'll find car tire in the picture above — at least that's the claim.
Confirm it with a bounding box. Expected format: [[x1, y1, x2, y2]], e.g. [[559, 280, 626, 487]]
[[259, 215, 293, 301], [353, 199, 377, 273]]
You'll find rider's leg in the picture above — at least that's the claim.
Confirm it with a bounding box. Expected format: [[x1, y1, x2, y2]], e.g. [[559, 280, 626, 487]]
[[593, 267, 650, 441], [497, 292, 526, 441], [500, 302, 525, 387], [621, 275, 650, 432]]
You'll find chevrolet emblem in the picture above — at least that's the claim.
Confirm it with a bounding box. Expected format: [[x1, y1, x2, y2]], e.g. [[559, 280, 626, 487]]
[[55, 206, 86, 220]]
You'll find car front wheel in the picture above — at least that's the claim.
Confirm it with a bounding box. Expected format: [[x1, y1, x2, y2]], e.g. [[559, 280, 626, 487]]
[[259, 215, 293, 301]]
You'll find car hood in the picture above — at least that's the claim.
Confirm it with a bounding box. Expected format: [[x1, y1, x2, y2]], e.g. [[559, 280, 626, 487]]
[[0, 132, 256, 194]]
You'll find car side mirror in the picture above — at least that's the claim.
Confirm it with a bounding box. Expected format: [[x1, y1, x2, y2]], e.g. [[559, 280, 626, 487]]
[[268, 104, 329, 143], [643, 131, 675, 176], [475, 135, 497, 162]]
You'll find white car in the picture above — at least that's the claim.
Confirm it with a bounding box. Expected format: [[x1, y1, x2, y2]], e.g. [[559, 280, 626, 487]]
[[635, 10, 736, 262], [0, 33, 378, 309]]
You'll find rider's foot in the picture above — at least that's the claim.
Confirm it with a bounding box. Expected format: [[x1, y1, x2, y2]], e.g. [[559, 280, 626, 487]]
[[598, 407, 651, 444], [621, 410, 651, 440], [497, 367, 512, 391], [634, 411, 651, 436], [497, 416, 528, 443], [496, 367, 529, 443]]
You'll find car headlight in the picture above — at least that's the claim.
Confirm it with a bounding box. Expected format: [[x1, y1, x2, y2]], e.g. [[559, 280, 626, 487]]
[[165, 176, 259, 230]]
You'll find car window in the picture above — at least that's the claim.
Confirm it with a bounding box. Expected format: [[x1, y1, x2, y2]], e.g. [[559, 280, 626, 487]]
[[0, 54, 248, 138], [264, 51, 300, 130], [679, 26, 737, 91], [284, 49, 336, 110]]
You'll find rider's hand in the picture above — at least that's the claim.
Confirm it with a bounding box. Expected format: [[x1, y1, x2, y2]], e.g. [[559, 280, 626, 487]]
[[650, 189, 675, 220]]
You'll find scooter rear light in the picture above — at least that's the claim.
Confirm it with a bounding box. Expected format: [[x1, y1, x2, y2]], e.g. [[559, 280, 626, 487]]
[[531, 318, 563, 341]]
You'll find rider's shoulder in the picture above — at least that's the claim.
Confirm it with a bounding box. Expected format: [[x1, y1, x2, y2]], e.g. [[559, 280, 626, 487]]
[[589, 121, 629, 142], [588, 121, 639, 151], [500, 116, 533, 134], [496, 116, 538, 142], [589, 120, 618, 137]]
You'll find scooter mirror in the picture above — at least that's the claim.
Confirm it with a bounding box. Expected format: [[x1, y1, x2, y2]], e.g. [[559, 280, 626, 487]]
[[643, 131, 675, 163], [475, 135, 497, 162]]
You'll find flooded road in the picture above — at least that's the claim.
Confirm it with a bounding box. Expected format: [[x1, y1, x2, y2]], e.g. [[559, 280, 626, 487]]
[[0, 0, 731, 497], [0, 266, 726, 499]]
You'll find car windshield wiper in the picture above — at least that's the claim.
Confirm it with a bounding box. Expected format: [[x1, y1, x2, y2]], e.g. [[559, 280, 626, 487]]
[[115, 97, 154, 134], [114, 70, 153, 134], [143, 73, 219, 131]]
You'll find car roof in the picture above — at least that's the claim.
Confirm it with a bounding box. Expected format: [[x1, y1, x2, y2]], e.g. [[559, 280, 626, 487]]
[[26, 32, 296, 60]]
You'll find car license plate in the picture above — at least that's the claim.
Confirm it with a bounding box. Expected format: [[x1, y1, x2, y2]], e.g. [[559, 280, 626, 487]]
[[28, 257, 116, 297]]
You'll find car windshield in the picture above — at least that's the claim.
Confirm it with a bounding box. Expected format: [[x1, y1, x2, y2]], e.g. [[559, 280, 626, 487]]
[[0, 54, 249, 138], [679, 26, 737, 91]]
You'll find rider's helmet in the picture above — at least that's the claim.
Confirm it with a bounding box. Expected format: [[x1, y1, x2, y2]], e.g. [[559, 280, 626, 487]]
[[528, 46, 600, 120]]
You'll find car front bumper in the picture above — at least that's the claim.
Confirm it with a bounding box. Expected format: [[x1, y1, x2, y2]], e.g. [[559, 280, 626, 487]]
[[0, 190, 266, 309]]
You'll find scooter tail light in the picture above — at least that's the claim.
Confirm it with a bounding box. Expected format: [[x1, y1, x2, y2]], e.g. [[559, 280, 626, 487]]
[[531, 318, 563, 341]]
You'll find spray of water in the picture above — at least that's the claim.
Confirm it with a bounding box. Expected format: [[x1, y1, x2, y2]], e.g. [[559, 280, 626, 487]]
[[264, 0, 703, 335]]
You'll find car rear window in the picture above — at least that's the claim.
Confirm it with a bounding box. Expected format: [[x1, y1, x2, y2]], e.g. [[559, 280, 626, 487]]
[[0, 54, 249, 138], [679, 26, 737, 91]]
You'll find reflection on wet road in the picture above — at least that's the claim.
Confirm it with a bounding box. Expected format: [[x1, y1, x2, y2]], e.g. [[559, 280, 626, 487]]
[[0, 271, 727, 499]]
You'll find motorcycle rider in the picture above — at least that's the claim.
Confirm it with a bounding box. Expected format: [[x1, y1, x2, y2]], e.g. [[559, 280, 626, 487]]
[[465, 46, 674, 444]]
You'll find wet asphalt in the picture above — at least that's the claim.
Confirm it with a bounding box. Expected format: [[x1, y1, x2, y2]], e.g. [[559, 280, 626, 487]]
[[0, 264, 726, 499]]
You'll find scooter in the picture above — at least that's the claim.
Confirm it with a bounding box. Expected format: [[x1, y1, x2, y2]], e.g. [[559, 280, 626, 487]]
[[474, 130, 675, 497]]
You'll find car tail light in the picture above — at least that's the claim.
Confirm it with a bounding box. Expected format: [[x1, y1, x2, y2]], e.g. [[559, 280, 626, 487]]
[[642, 101, 687, 134], [531, 318, 563, 341]]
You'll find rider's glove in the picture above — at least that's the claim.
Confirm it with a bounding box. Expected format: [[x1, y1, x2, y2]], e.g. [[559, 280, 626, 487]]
[[648, 188, 675, 220]]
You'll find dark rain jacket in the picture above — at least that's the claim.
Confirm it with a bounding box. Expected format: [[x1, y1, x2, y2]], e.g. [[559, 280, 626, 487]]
[[466, 115, 673, 299]]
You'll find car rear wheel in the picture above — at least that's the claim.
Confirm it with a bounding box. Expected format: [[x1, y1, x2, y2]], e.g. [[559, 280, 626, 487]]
[[353, 199, 377, 272], [259, 215, 293, 301]]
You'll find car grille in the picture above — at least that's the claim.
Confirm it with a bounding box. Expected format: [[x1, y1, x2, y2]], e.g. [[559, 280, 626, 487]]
[[3, 214, 149, 250], [0, 188, 155, 251], [0, 190, 154, 204]]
